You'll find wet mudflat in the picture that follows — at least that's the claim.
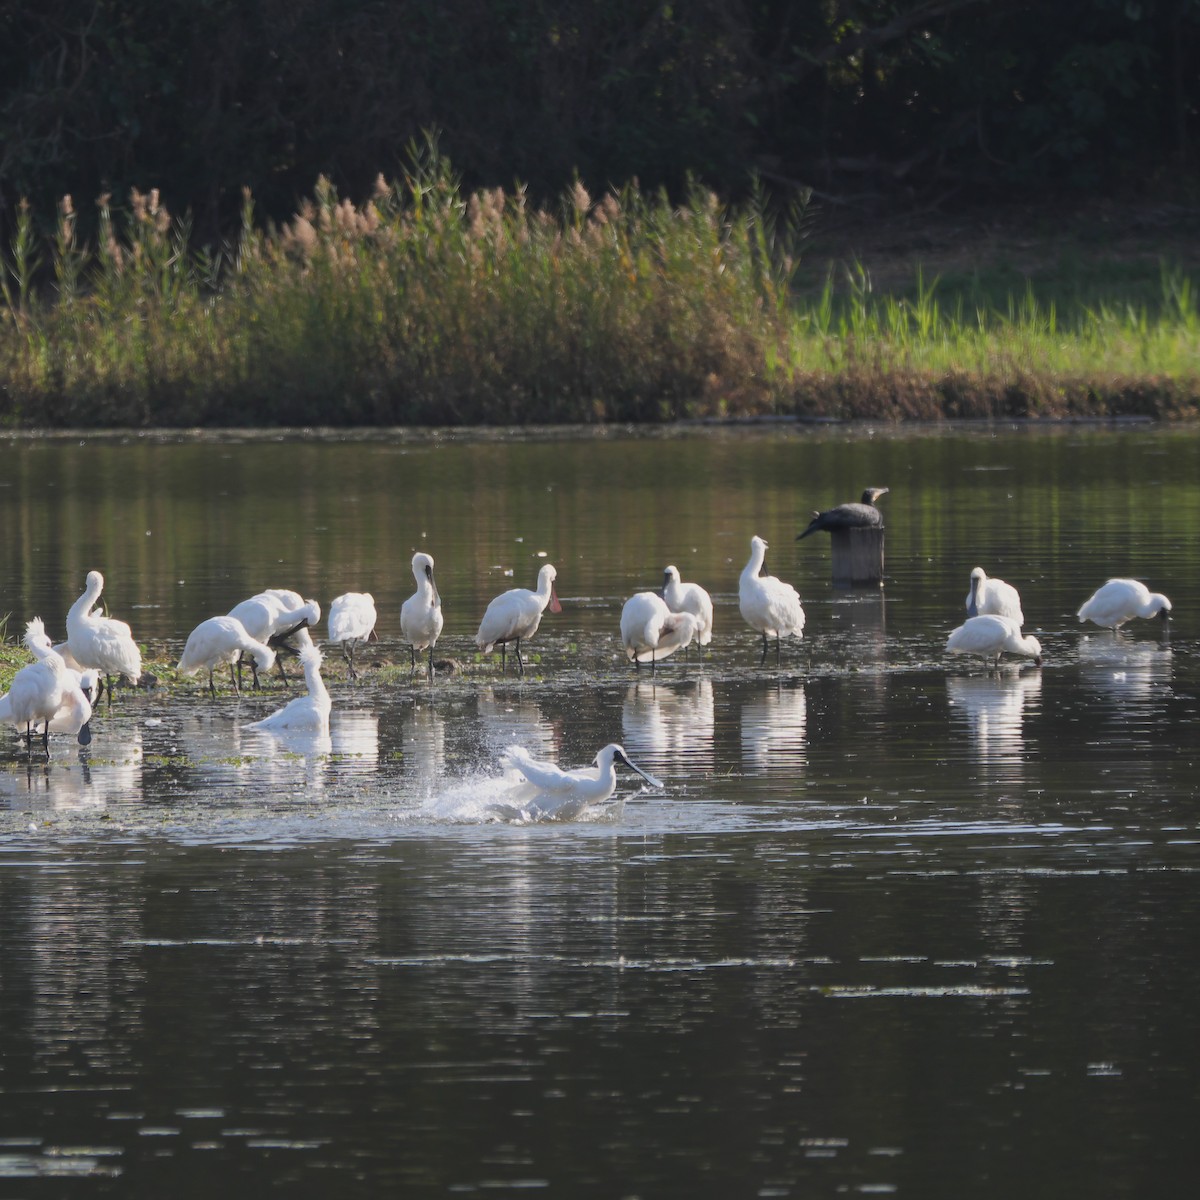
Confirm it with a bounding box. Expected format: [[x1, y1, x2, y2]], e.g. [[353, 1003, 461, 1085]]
[[0, 424, 1198, 1197]]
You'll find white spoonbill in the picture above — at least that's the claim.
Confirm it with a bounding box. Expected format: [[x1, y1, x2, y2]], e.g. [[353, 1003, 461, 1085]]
[[400, 553, 444, 676], [246, 645, 331, 734], [498, 742, 663, 820], [739, 535, 805, 664], [62, 569, 142, 697], [475, 563, 562, 674], [1077, 578, 1172, 630], [178, 615, 277, 698], [328, 591, 378, 679], [21, 617, 99, 744], [947, 614, 1042, 668], [662, 565, 714, 649], [0, 623, 92, 753], [227, 592, 320, 688], [965, 566, 1025, 625], [620, 592, 702, 671]]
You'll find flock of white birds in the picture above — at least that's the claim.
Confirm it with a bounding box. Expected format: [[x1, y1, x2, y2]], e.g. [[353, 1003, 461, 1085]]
[[0, 526, 1175, 797]]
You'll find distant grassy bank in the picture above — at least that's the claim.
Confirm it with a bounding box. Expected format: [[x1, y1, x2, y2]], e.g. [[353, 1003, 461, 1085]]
[[2, 143, 1198, 427]]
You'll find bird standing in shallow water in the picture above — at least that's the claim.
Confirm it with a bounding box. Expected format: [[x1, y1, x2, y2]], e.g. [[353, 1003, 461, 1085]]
[[178, 615, 276, 698], [947, 614, 1042, 668], [738, 535, 805, 664], [61, 569, 142, 700], [662, 565, 713, 650], [475, 563, 561, 675], [965, 567, 1025, 626], [796, 487, 888, 540], [1077, 578, 1172, 631], [400, 553, 444, 676], [0, 620, 93, 754], [329, 592, 378, 680], [620, 591, 702, 671]]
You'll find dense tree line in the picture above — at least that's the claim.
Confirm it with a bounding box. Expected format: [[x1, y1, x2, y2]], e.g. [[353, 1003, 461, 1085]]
[[1, 0, 1197, 239]]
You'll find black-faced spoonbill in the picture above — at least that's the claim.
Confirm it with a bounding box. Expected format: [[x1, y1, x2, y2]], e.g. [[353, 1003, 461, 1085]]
[[245, 645, 331, 734], [738, 535, 805, 664], [328, 592, 378, 679], [965, 566, 1025, 625], [796, 487, 888, 540], [475, 563, 561, 675], [946, 614, 1042, 668], [1077, 578, 1172, 630], [662, 565, 714, 649], [178, 615, 277, 698], [22, 617, 98, 745], [227, 592, 319, 688], [0, 621, 93, 755], [620, 591, 702, 672], [61, 569, 142, 699], [400, 553, 444, 676], [498, 742, 663, 820]]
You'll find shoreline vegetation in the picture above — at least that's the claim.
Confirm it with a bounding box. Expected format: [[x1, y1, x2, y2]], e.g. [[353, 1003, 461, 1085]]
[[1, 142, 1198, 429]]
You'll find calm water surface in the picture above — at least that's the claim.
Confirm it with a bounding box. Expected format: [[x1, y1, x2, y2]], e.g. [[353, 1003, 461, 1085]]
[[0, 425, 1197, 1197]]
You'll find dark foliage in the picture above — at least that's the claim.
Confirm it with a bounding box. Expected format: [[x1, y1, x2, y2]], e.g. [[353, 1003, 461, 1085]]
[[1, 0, 1197, 239]]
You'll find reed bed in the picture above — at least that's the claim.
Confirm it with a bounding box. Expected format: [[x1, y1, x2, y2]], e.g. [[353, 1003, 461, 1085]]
[[1, 143, 1197, 426]]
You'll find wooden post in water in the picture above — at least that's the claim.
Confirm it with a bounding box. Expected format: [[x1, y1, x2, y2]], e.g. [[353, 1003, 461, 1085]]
[[831, 527, 885, 587]]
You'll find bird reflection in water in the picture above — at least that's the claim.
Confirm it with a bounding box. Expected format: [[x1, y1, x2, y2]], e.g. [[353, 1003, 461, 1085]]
[[0, 730, 143, 811], [476, 687, 560, 764], [400, 702, 446, 796], [740, 682, 807, 772], [329, 711, 380, 768], [621, 678, 715, 776], [946, 670, 1042, 778], [1077, 637, 1173, 703]]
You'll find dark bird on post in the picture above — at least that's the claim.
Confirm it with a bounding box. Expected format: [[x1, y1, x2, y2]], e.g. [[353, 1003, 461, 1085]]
[[796, 487, 889, 540]]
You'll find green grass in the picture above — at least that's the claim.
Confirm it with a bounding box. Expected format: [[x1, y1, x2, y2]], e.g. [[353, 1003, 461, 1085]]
[[1, 138, 1197, 426]]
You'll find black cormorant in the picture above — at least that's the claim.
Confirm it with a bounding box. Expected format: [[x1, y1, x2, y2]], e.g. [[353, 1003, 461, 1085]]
[[796, 487, 889, 540]]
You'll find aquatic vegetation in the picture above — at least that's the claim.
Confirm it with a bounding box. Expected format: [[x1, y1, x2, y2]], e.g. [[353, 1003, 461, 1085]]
[[0, 140, 1197, 425]]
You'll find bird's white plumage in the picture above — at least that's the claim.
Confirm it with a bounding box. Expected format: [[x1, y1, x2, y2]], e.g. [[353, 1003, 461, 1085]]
[[246, 646, 330, 733], [739, 536, 805, 644], [22, 618, 99, 736], [62, 570, 142, 685], [475, 564, 561, 655], [400, 553, 444, 652], [0, 620, 92, 744], [498, 742, 662, 819], [1077, 578, 1172, 629], [178, 615, 276, 692], [662, 565, 714, 645], [947, 614, 1042, 666], [329, 592, 378, 644], [966, 566, 1025, 626], [620, 591, 701, 663]]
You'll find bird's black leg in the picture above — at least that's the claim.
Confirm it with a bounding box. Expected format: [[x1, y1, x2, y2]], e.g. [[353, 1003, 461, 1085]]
[[230, 663, 240, 697], [237, 651, 245, 693], [776, 634, 782, 665], [760, 632, 769, 666], [208, 669, 217, 699], [500, 642, 507, 674], [41, 724, 50, 757], [105, 674, 115, 703], [345, 641, 358, 681], [427, 643, 435, 679], [515, 639, 524, 676]]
